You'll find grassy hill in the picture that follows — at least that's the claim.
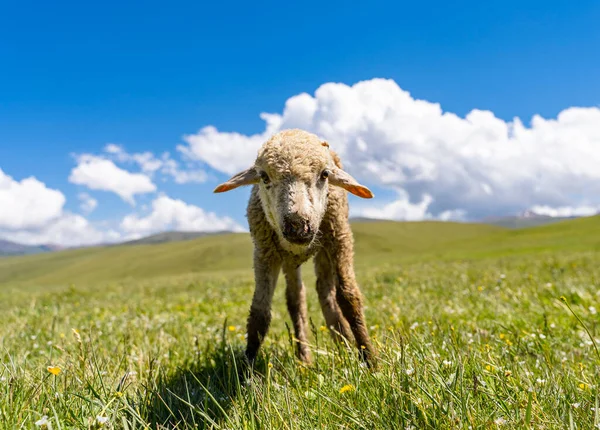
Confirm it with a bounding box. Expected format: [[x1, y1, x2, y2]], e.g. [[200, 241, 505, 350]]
[[1, 216, 600, 289], [2, 217, 600, 428], [118, 231, 228, 246], [0, 221, 500, 288]]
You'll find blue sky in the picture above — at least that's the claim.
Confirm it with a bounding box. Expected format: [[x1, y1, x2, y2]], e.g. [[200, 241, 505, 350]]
[[1, 0, 600, 245]]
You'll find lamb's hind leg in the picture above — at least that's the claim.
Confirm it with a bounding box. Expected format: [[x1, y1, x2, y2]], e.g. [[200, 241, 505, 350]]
[[283, 262, 311, 363], [314, 249, 353, 343], [329, 245, 377, 367]]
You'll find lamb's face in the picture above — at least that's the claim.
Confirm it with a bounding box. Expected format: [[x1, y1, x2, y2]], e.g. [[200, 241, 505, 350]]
[[213, 129, 374, 253], [255, 156, 331, 249]]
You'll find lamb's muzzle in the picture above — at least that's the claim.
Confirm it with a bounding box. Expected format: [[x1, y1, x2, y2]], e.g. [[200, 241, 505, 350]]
[[282, 213, 312, 245]]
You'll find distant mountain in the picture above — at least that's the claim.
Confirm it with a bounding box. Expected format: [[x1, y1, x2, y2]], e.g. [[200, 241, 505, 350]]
[[349, 216, 387, 223], [119, 230, 232, 246], [0, 239, 64, 257], [481, 210, 580, 229]]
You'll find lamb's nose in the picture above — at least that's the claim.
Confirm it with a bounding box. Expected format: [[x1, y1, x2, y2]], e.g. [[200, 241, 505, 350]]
[[283, 214, 311, 242]]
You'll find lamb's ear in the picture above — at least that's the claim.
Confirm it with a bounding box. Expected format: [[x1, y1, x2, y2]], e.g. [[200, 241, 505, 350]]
[[328, 167, 374, 199], [213, 167, 259, 193]]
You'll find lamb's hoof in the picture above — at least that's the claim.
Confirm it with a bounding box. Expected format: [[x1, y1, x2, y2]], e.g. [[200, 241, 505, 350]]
[[359, 347, 378, 370], [242, 349, 257, 372], [297, 350, 313, 365]]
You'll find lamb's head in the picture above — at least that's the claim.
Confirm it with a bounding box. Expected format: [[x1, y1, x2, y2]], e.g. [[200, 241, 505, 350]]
[[214, 129, 373, 250]]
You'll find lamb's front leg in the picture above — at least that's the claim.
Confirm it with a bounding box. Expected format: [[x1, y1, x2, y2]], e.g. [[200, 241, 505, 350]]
[[245, 250, 281, 364], [282, 261, 311, 363]]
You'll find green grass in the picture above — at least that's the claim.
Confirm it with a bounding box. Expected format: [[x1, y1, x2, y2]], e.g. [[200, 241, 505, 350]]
[[1, 218, 600, 428]]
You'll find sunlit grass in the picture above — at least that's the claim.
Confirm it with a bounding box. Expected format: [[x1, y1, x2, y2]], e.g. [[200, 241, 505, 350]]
[[2, 251, 600, 428]]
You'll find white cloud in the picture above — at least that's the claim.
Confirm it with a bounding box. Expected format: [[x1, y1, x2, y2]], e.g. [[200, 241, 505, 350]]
[[69, 155, 157, 204], [104, 143, 123, 155], [0, 168, 65, 229], [120, 195, 245, 239], [178, 78, 600, 220], [529, 205, 598, 218], [1, 213, 120, 247], [160, 158, 207, 184], [102, 144, 207, 184], [1, 166, 228, 247], [354, 191, 434, 221], [78, 192, 98, 214], [179, 113, 282, 175], [0, 168, 119, 247]]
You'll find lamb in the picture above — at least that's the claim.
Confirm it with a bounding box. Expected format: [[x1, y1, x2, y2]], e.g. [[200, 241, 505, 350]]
[[214, 129, 377, 367]]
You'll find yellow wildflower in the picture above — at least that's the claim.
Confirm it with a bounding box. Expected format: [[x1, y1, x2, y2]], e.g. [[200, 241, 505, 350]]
[[47, 366, 61, 376], [228, 326, 236, 332], [339, 384, 355, 394]]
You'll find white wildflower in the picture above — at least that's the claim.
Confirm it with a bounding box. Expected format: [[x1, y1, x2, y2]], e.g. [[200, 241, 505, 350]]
[[304, 390, 316, 400], [35, 416, 52, 429], [536, 378, 546, 385], [539, 334, 546, 339], [410, 322, 419, 330], [96, 416, 109, 426], [442, 360, 453, 367], [405, 368, 414, 376], [589, 306, 597, 315], [494, 417, 507, 425]]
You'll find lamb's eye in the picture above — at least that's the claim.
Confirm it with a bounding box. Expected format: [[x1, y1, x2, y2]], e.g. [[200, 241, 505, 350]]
[[320, 170, 330, 180], [260, 171, 270, 184]]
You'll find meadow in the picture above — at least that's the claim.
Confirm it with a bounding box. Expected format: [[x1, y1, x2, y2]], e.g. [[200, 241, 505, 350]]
[[1, 218, 600, 429]]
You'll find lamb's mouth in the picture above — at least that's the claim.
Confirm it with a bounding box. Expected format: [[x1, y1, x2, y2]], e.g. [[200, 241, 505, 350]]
[[282, 231, 314, 246]]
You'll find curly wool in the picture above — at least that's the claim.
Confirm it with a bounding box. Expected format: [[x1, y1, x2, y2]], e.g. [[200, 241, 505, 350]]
[[230, 129, 376, 366], [255, 129, 334, 181]]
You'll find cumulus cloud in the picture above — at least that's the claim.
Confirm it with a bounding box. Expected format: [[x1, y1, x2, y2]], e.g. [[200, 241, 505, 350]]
[[0, 168, 65, 229], [1, 214, 120, 247], [354, 191, 434, 221], [529, 205, 598, 218], [0, 168, 118, 247], [102, 144, 207, 184], [78, 192, 98, 214], [179, 113, 282, 175], [120, 195, 245, 239], [69, 155, 157, 204], [160, 158, 207, 184], [179, 78, 600, 220]]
